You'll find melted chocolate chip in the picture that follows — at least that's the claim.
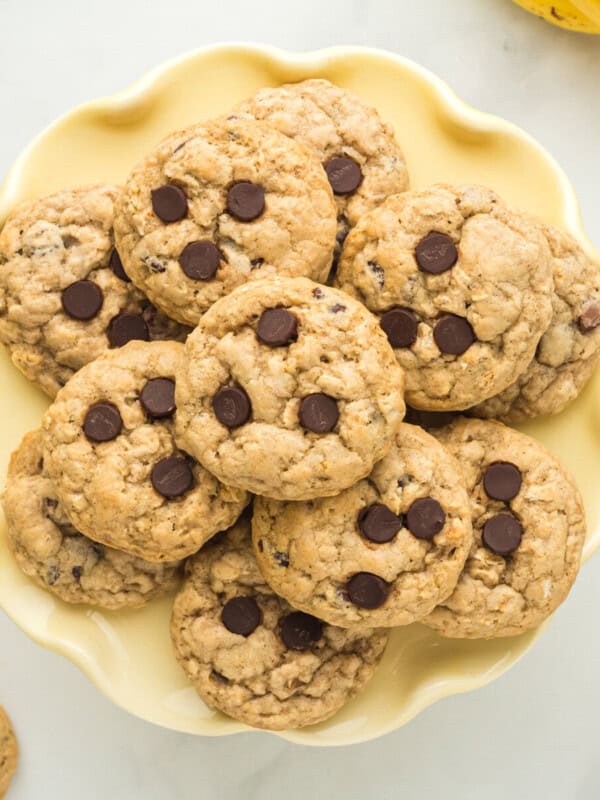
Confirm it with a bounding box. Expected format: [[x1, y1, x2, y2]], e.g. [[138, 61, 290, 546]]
[[257, 308, 298, 347], [299, 393, 339, 433], [83, 402, 122, 442], [61, 280, 103, 320], [406, 497, 445, 540], [280, 612, 323, 650], [221, 596, 262, 636]]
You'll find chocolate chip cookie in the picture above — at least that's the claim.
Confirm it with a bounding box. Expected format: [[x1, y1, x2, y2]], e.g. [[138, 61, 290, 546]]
[[252, 423, 472, 628], [422, 418, 586, 638], [0, 185, 188, 397], [336, 184, 554, 410], [170, 516, 388, 730], [3, 429, 183, 607], [471, 223, 600, 421], [235, 78, 409, 248], [0, 706, 17, 799], [42, 341, 248, 562], [174, 276, 405, 500], [114, 118, 337, 326]]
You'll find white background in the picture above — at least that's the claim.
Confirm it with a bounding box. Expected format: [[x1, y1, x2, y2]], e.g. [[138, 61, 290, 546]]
[[1, 0, 600, 797]]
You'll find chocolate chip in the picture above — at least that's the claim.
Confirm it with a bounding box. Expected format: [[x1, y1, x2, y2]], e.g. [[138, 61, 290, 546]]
[[250, 258, 264, 270], [279, 612, 323, 650], [578, 301, 600, 332], [483, 462, 522, 502], [257, 308, 298, 347], [151, 455, 194, 499], [221, 596, 262, 636], [299, 393, 339, 433], [144, 256, 166, 274], [404, 407, 458, 430], [415, 232, 458, 274], [273, 551, 289, 567], [433, 315, 475, 355], [380, 307, 418, 348], [140, 378, 176, 419], [83, 402, 123, 442], [61, 280, 103, 320], [368, 260, 385, 288], [107, 313, 149, 347], [358, 503, 403, 543], [329, 303, 346, 313], [226, 182, 265, 221], [313, 287, 324, 299], [324, 157, 363, 195], [346, 573, 389, 609], [213, 386, 251, 428], [482, 513, 523, 556], [110, 248, 130, 282], [179, 240, 221, 281], [71, 566, 83, 581], [406, 497, 445, 540], [151, 185, 188, 223]]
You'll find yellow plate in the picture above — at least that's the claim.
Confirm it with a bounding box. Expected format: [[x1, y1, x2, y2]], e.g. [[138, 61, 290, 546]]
[[0, 44, 598, 746]]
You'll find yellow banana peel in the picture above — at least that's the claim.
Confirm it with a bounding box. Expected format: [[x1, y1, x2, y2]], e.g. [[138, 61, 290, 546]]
[[512, 0, 600, 32]]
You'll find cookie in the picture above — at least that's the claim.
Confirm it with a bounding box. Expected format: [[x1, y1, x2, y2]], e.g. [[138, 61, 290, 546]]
[[113, 118, 337, 326], [252, 423, 472, 628], [170, 516, 388, 730], [423, 418, 585, 638], [471, 224, 600, 421], [235, 79, 409, 248], [0, 185, 189, 398], [174, 276, 405, 500], [41, 341, 248, 562], [0, 706, 17, 799], [2, 430, 183, 608], [335, 184, 554, 410]]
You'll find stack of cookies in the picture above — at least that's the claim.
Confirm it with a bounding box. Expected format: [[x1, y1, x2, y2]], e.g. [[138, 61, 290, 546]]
[[1, 78, 597, 732]]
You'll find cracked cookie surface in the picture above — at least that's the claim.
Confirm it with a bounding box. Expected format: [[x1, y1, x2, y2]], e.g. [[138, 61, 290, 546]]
[[423, 418, 585, 638], [174, 277, 405, 500], [335, 184, 554, 410], [0, 706, 17, 799], [471, 224, 600, 421], [3, 429, 183, 608], [42, 341, 248, 562], [170, 516, 388, 730], [114, 118, 337, 326], [0, 185, 188, 398], [252, 423, 472, 628], [235, 78, 408, 244]]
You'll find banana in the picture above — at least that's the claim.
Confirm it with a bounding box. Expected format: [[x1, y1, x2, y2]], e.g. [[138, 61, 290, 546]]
[[512, 0, 600, 32]]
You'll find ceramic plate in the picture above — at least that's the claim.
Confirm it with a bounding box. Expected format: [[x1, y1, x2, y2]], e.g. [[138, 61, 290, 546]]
[[0, 44, 598, 747]]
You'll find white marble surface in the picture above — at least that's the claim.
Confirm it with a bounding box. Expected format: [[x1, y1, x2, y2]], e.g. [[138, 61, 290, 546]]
[[1, 0, 599, 797]]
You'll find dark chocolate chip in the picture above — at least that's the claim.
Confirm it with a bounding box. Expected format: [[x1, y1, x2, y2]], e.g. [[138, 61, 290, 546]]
[[151, 185, 188, 223], [107, 313, 149, 347], [151, 455, 194, 499], [368, 260, 385, 288], [415, 231, 458, 274], [406, 497, 446, 540], [324, 157, 363, 195], [280, 612, 323, 650], [250, 258, 264, 270], [140, 378, 176, 419], [578, 301, 600, 332], [273, 551, 290, 567], [61, 280, 103, 320], [110, 248, 131, 282], [221, 596, 262, 636], [257, 308, 298, 347], [483, 462, 522, 502], [329, 303, 346, 313], [71, 566, 83, 581], [433, 315, 475, 355], [346, 572, 389, 609], [179, 241, 221, 281], [299, 393, 339, 433], [482, 513, 523, 556], [226, 182, 265, 221], [380, 307, 418, 348], [313, 287, 324, 298], [404, 407, 458, 430], [213, 386, 251, 428], [358, 503, 403, 543], [83, 402, 123, 442]]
